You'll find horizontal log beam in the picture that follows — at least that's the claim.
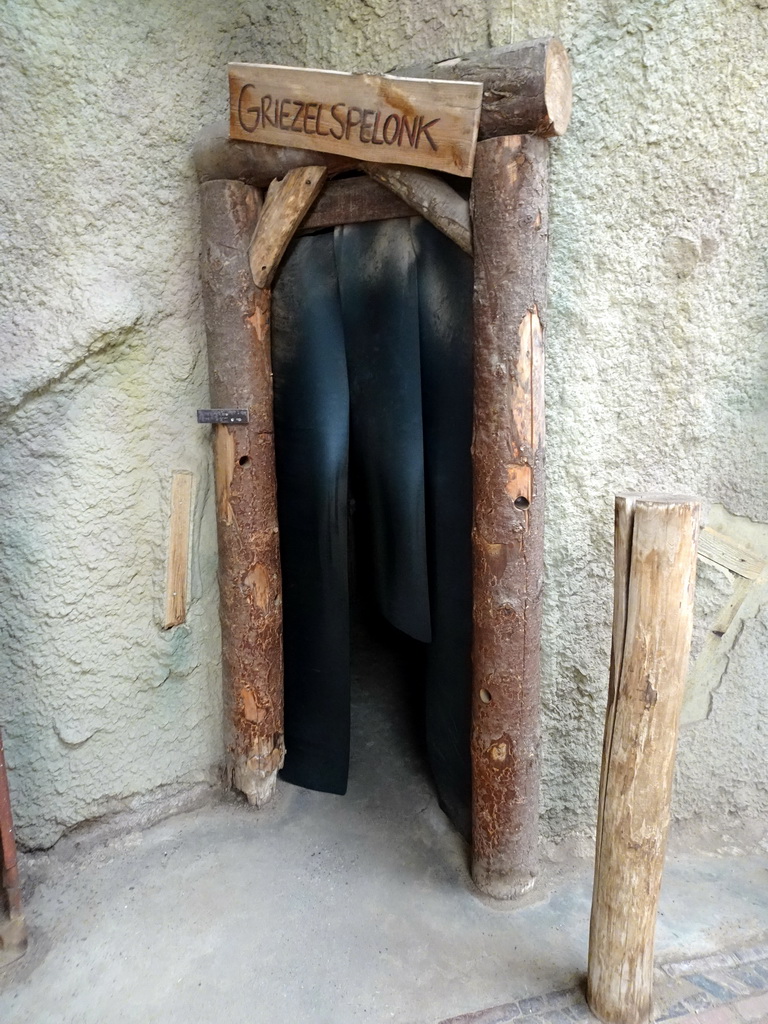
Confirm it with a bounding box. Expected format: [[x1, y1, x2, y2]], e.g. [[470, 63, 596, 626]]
[[194, 121, 355, 188], [193, 38, 571, 186], [298, 175, 413, 233]]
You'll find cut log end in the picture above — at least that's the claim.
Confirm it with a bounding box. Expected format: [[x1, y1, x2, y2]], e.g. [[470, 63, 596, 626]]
[[543, 38, 573, 137]]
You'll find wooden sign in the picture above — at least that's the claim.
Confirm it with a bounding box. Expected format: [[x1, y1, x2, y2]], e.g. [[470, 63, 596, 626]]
[[228, 63, 483, 177]]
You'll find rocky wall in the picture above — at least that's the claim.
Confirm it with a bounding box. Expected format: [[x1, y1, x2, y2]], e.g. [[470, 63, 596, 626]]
[[1, 0, 766, 847]]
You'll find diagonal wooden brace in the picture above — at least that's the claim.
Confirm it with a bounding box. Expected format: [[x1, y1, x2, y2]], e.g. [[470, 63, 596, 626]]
[[248, 165, 327, 288]]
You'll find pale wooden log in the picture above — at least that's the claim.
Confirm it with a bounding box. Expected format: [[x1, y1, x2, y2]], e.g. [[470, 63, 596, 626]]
[[588, 496, 701, 1024], [298, 175, 412, 233], [163, 471, 193, 629], [229, 64, 482, 176], [361, 163, 472, 255], [248, 165, 328, 287], [0, 730, 26, 966], [199, 179, 284, 808], [396, 37, 572, 139], [470, 135, 549, 899]]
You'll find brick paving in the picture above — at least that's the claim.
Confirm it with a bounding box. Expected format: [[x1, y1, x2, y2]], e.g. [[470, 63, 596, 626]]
[[439, 944, 768, 1024]]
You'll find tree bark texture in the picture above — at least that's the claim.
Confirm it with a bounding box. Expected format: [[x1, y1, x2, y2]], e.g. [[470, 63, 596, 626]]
[[199, 179, 284, 807], [470, 135, 549, 899], [588, 496, 701, 1024], [396, 37, 572, 139], [193, 39, 572, 188]]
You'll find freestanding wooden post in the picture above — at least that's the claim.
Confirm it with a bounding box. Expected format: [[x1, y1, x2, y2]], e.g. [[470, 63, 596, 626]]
[[199, 180, 284, 807], [470, 134, 549, 898], [588, 495, 701, 1024]]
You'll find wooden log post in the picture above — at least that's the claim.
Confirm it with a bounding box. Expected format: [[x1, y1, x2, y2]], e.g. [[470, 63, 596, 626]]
[[588, 495, 701, 1024], [0, 730, 27, 964], [470, 135, 549, 899], [199, 179, 284, 808], [248, 165, 327, 288], [193, 39, 572, 188]]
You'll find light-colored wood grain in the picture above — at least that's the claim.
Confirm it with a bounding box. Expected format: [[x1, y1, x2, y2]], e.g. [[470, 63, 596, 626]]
[[683, 505, 768, 724], [588, 496, 701, 1024], [248, 165, 327, 288], [361, 163, 472, 254], [508, 307, 545, 450], [163, 472, 194, 629], [0, 728, 27, 965], [229, 63, 482, 176]]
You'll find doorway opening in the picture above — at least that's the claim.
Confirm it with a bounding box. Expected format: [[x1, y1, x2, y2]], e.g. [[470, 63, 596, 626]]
[[270, 216, 474, 839]]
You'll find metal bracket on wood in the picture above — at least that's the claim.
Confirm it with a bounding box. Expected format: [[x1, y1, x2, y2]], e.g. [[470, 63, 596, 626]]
[[197, 409, 250, 425]]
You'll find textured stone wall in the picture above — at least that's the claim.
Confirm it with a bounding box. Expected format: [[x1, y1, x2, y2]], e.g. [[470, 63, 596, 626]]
[[1, 0, 766, 848]]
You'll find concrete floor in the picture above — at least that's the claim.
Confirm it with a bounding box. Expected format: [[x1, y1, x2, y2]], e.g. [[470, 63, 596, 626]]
[[1, 619, 767, 1024]]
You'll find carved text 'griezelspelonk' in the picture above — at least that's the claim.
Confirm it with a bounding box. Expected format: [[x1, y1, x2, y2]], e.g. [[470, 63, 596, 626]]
[[228, 64, 483, 176]]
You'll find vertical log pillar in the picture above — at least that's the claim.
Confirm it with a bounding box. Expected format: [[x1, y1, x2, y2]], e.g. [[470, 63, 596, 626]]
[[470, 135, 549, 898], [588, 495, 701, 1024], [199, 180, 284, 807], [0, 730, 27, 962]]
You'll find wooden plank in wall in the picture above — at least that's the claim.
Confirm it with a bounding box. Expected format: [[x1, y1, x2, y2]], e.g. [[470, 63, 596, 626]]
[[163, 471, 194, 629], [229, 63, 483, 176]]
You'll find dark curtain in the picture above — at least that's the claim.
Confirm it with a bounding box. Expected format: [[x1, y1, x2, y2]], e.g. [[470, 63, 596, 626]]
[[271, 216, 473, 837]]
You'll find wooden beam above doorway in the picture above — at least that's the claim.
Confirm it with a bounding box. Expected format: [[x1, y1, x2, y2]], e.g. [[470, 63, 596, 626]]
[[194, 37, 572, 187]]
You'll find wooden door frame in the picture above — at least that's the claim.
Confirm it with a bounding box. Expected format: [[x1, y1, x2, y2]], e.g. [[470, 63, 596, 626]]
[[195, 36, 571, 899]]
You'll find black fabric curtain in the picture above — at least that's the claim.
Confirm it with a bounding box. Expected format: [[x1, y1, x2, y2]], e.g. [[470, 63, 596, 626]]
[[271, 216, 473, 837]]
